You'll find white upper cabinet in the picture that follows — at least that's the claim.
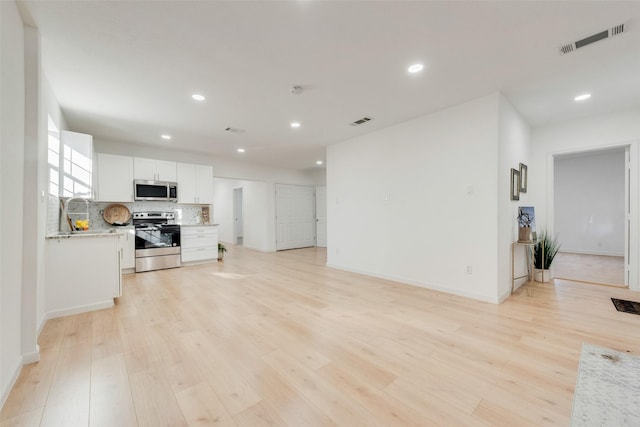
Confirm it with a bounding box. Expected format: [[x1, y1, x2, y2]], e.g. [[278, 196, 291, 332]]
[[177, 163, 197, 204], [96, 153, 134, 202], [196, 165, 214, 205], [60, 130, 94, 198], [177, 163, 213, 205], [134, 157, 177, 182]]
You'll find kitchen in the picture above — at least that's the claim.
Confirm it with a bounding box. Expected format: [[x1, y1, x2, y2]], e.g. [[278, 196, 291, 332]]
[[45, 129, 221, 319]]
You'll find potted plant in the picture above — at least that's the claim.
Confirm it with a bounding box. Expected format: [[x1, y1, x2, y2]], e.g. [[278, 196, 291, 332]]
[[533, 230, 560, 282], [218, 243, 227, 261]]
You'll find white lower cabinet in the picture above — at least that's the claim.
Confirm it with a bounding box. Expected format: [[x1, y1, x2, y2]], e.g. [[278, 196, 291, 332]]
[[46, 235, 121, 319], [117, 227, 135, 271], [181, 225, 218, 263]]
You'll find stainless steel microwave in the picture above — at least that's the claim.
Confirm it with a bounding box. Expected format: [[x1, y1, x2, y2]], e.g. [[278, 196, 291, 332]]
[[134, 180, 178, 202]]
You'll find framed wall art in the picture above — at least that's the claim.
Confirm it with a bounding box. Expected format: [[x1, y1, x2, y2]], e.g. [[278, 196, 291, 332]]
[[510, 168, 520, 201], [519, 163, 528, 193]]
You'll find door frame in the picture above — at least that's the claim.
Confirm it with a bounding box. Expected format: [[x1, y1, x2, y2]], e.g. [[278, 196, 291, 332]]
[[547, 140, 638, 291], [315, 186, 327, 248], [233, 187, 243, 245]]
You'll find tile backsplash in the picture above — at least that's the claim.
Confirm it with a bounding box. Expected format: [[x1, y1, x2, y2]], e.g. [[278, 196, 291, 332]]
[[57, 199, 209, 232]]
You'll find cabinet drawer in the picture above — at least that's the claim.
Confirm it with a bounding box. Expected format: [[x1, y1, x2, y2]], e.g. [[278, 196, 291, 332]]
[[182, 235, 216, 249], [181, 247, 217, 262], [181, 227, 217, 237]]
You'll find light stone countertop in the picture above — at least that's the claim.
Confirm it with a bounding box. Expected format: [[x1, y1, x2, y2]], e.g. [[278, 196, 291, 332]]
[[46, 230, 123, 239]]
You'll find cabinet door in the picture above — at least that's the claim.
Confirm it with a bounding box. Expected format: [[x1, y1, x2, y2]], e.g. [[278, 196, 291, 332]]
[[156, 160, 177, 182], [196, 165, 214, 205], [96, 153, 134, 202], [118, 228, 136, 270], [177, 163, 197, 204], [134, 157, 157, 180]]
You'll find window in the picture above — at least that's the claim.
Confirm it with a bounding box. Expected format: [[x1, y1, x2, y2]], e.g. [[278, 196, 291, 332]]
[[61, 143, 92, 197], [47, 115, 60, 196], [47, 116, 93, 198]]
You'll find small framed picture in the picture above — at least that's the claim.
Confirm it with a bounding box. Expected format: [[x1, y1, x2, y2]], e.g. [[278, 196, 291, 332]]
[[510, 168, 520, 201], [519, 163, 528, 193]]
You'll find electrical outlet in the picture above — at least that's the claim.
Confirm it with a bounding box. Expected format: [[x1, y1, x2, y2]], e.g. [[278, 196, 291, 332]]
[[465, 265, 473, 274], [336, 247, 340, 255]]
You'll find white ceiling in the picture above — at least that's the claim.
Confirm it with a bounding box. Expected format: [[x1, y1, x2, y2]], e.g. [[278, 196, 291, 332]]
[[21, 1, 640, 171]]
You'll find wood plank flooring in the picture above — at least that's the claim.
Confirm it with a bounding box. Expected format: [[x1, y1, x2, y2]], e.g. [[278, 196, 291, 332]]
[[2, 246, 640, 426], [554, 252, 625, 287]]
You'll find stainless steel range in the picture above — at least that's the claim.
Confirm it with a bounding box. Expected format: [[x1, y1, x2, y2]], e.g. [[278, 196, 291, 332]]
[[133, 212, 181, 272]]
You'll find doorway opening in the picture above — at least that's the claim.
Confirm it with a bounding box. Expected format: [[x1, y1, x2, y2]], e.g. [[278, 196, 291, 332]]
[[552, 146, 628, 287], [233, 187, 243, 246]]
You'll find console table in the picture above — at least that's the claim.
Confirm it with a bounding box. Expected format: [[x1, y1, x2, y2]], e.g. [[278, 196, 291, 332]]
[[511, 241, 537, 295]]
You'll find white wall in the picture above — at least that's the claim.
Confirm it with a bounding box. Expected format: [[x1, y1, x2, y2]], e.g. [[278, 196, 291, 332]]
[[497, 95, 532, 299], [20, 24, 40, 364], [530, 107, 640, 290], [213, 178, 276, 252], [1, 0, 26, 407], [555, 149, 625, 256], [327, 94, 502, 302]]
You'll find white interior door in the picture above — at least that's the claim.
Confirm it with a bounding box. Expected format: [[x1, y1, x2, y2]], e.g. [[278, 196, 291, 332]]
[[276, 184, 316, 250], [233, 187, 243, 245], [316, 186, 327, 247]]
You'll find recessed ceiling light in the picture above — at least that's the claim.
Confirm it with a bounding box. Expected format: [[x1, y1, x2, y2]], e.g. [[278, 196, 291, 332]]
[[191, 94, 205, 101], [316, 160, 323, 165], [290, 122, 301, 128], [574, 93, 591, 101], [408, 63, 424, 73], [237, 148, 245, 153], [161, 134, 171, 140]]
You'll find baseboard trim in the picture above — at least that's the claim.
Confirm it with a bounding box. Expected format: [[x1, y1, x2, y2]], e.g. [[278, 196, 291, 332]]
[[45, 300, 114, 321], [22, 345, 40, 364], [326, 262, 499, 304], [0, 358, 22, 411], [244, 244, 276, 253]]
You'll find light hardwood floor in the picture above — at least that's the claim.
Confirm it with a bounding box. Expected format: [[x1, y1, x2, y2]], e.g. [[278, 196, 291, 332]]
[[554, 252, 625, 287], [2, 246, 640, 426]]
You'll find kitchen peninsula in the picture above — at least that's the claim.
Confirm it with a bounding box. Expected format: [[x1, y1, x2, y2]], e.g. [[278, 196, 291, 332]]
[[45, 231, 121, 319]]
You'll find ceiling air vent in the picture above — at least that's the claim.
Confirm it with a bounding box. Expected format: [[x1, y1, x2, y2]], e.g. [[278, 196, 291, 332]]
[[350, 116, 373, 126], [559, 22, 628, 55], [225, 127, 245, 134]]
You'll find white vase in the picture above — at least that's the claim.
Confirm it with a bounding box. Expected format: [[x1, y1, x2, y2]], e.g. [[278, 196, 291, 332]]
[[534, 268, 553, 283]]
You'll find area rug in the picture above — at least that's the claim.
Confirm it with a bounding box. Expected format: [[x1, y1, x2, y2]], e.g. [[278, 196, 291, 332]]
[[571, 343, 640, 426], [611, 298, 640, 315]]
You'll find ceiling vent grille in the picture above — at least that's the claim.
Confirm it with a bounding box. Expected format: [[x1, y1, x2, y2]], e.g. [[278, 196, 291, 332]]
[[350, 116, 373, 126], [559, 22, 628, 55], [225, 127, 245, 134]]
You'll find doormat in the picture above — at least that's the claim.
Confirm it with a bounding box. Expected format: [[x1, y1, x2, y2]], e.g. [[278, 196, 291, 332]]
[[571, 343, 640, 426], [611, 298, 640, 315]]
